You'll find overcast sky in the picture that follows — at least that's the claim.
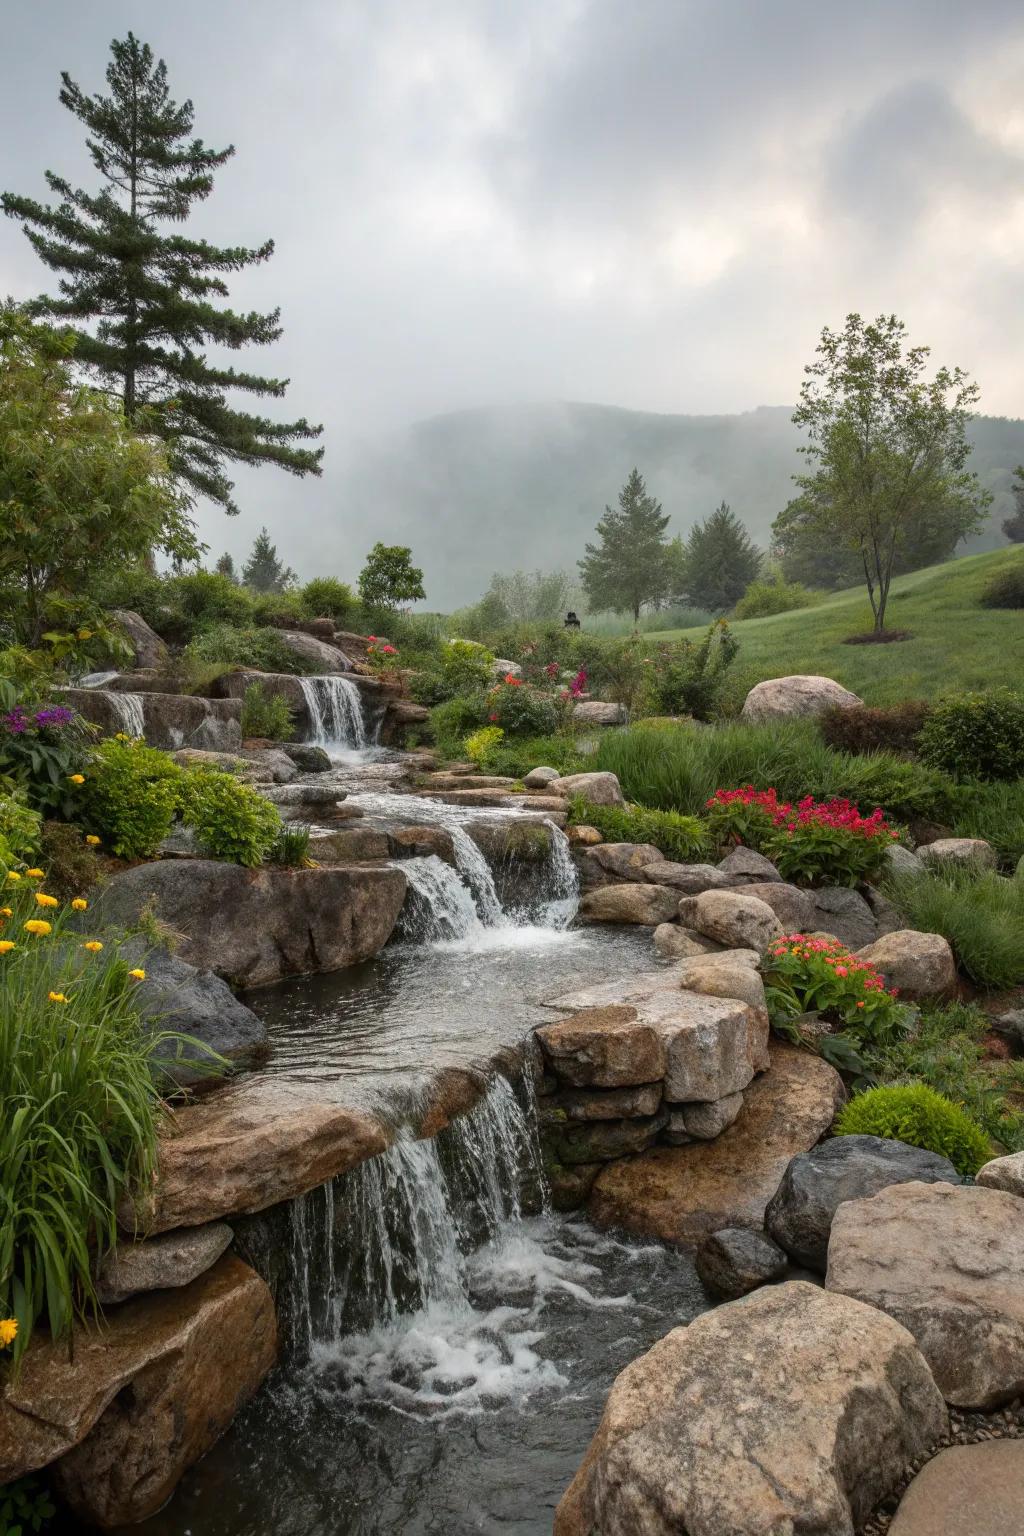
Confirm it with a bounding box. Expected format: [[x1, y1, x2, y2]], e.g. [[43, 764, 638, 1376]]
[[3, 0, 1023, 575]]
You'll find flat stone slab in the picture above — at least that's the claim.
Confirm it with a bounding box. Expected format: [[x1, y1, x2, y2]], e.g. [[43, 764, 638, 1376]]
[[96, 1223, 233, 1304], [888, 1440, 1024, 1536], [588, 1042, 845, 1244]]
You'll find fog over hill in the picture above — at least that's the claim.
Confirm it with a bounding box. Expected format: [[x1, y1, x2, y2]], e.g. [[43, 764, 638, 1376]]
[[334, 402, 1024, 610]]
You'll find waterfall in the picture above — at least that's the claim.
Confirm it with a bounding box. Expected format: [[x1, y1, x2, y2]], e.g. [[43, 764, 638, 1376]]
[[399, 855, 487, 943], [541, 819, 580, 929], [447, 824, 507, 927], [78, 670, 120, 689], [300, 675, 367, 751], [110, 692, 146, 739]]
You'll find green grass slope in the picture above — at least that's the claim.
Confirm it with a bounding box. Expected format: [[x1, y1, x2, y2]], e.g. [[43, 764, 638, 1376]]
[[648, 547, 1024, 706]]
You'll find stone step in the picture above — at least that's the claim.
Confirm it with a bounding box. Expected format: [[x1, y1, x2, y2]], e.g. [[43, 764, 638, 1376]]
[[420, 773, 519, 790]]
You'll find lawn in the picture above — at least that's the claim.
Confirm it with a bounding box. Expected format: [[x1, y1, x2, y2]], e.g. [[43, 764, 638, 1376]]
[[646, 546, 1024, 707]]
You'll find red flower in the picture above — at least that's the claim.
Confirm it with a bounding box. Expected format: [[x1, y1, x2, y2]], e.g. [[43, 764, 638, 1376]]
[[488, 712, 499, 722], [381, 644, 397, 655]]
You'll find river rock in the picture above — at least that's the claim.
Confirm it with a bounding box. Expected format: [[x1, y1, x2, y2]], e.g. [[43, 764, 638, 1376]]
[[765, 1135, 961, 1272], [652, 923, 722, 959], [110, 608, 168, 670], [545, 1083, 664, 1121], [716, 846, 782, 883], [738, 880, 817, 932], [567, 823, 602, 845], [580, 842, 662, 885], [919, 837, 998, 870], [281, 742, 333, 773], [678, 889, 784, 954], [536, 1005, 666, 1089], [523, 765, 561, 787], [90, 860, 408, 987], [383, 824, 456, 864], [862, 882, 903, 935], [545, 1110, 669, 1165], [855, 930, 958, 999], [95, 1224, 234, 1305], [976, 1150, 1024, 1196], [571, 700, 628, 726], [548, 1161, 605, 1212], [888, 1440, 1024, 1536], [1, 1256, 275, 1517], [694, 1226, 789, 1298], [741, 674, 864, 721], [579, 883, 679, 925], [668, 1090, 745, 1141], [276, 629, 354, 671], [826, 1181, 1024, 1409], [641, 860, 731, 893], [491, 657, 521, 677], [588, 1041, 845, 1244], [554, 1280, 947, 1536], [676, 950, 767, 1021], [307, 826, 391, 862], [549, 770, 625, 806], [261, 781, 347, 806]]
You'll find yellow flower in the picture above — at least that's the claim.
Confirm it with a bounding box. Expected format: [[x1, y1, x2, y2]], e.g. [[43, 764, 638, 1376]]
[[77, 628, 93, 640], [85, 835, 101, 846], [129, 968, 146, 981], [71, 898, 88, 912], [6, 872, 21, 883], [0, 941, 15, 954], [0, 1318, 17, 1348], [48, 991, 68, 1004], [23, 920, 52, 936], [26, 868, 44, 878], [1, 906, 11, 917], [68, 774, 85, 786], [34, 893, 59, 909], [82, 940, 103, 952], [114, 732, 130, 742]]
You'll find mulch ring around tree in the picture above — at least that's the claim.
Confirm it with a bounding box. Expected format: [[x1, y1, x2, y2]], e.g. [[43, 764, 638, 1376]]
[[842, 629, 914, 645]]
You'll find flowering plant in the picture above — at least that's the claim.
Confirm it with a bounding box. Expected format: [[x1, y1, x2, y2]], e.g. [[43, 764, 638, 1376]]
[[0, 679, 90, 817], [762, 934, 911, 1048], [486, 677, 558, 736], [706, 786, 897, 886]]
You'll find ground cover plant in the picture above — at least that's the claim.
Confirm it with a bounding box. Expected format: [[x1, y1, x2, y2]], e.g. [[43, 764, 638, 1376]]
[[706, 787, 897, 886], [566, 795, 707, 861], [834, 1082, 992, 1175], [884, 865, 1024, 989]]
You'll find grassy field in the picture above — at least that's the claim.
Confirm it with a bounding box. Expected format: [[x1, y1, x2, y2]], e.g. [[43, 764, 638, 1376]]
[[647, 546, 1024, 707]]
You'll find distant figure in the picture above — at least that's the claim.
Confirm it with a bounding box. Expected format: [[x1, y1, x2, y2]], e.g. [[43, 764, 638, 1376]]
[[564, 610, 581, 629]]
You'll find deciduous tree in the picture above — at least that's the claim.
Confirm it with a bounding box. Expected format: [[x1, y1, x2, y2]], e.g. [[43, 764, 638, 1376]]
[[358, 544, 425, 609]]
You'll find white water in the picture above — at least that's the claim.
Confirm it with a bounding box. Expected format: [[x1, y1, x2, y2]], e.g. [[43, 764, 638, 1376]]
[[300, 675, 368, 753], [400, 855, 488, 944], [110, 692, 146, 738], [78, 670, 120, 689]]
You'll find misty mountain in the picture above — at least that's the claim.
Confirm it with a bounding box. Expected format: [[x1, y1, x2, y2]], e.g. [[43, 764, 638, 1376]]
[[340, 402, 1024, 610]]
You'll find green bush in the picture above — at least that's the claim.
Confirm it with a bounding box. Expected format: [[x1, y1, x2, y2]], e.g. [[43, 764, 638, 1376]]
[[979, 563, 1024, 609], [0, 795, 42, 870], [170, 570, 254, 631], [819, 701, 932, 758], [950, 779, 1024, 869], [488, 733, 587, 779], [0, 681, 91, 819], [301, 577, 357, 624], [835, 1083, 991, 1175], [0, 1474, 56, 1533], [464, 725, 505, 769], [733, 579, 819, 619], [80, 738, 181, 858], [37, 820, 101, 902], [489, 679, 558, 736], [918, 688, 1024, 782], [885, 865, 1024, 988], [248, 590, 308, 628], [180, 770, 281, 867], [568, 795, 707, 861], [429, 694, 489, 756], [643, 621, 739, 722], [186, 623, 317, 676], [240, 682, 294, 742], [267, 822, 311, 867], [409, 639, 495, 706]]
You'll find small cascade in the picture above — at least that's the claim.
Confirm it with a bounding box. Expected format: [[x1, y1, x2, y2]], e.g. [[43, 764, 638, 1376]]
[[110, 692, 146, 739], [541, 818, 580, 928], [78, 670, 120, 689], [300, 675, 368, 752], [447, 823, 507, 927], [399, 855, 488, 943]]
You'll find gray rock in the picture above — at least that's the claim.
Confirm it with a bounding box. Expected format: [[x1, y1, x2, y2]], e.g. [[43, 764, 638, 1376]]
[[919, 837, 998, 871], [275, 630, 354, 671], [260, 781, 347, 806], [579, 883, 680, 925], [95, 1223, 234, 1305], [736, 880, 816, 933], [281, 742, 333, 773], [641, 861, 732, 893], [766, 1135, 961, 1273], [676, 950, 767, 1021], [571, 700, 628, 726], [884, 843, 926, 879], [110, 608, 168, 670], [741, 674, 863, 721], [669, 1090, 745, 1141], [975, 1151, 1024, 1197], [716, 846, 782, 883], [862, 883, 903, 935], [549, 770, 624, 806], [694, 1226, 789, 1299], [580, 841, 662, 886], [544, 1109, 669, 1164], [678, 889, 784, 954], [491, 657, 521, 677], [810, 886, 877, 949], [652, 923, 723, 959], [855, 929, 957, 1000], [993, 1007, 1024, 1046], [523, 765, 561, 788], [61, 688, 243, 753]]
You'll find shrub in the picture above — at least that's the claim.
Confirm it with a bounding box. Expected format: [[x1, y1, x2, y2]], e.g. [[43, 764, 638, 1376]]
[[643, 621, 739, 721], [409, 639, 494, 706], [170, 570, 254, 631], [429, 694, 489, 757], [248, 589, 308, 628], [186, 624, 317, 676], [567, 795, 707, 861], [885, 865, 1024, 988], [0, 681, 91, 818], [733, 579, 818, 619], [762, 934, 910, 1044], [464, 725, 505, 769], [300, 577, 357, 624], [706, 787, 898, 887], [180, 771, 281, 867], [835, 1083, 991, 1175], [819, 701, 932, 758], [0, 795, 42, 870], [488, 733, 586, 779], [979, 564, 1024, 609], [37, 821, 101, 902], [268, 823, 311, 867], [80, 737, 181, 858], [487, 678, 559, 736], [240, 682, 294, 742], [918, 688, 1024, 782]]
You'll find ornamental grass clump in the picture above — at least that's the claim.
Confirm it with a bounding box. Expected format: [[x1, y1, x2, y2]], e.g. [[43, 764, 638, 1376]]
[[568, 795, 707, 862], [835, 1083, 991, 1176], [706, 786, 897, 887], [885, 864, 1024, 989]]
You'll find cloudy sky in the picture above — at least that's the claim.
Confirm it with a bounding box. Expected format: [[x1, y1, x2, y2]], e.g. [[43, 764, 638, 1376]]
[[3, 0, 1024, 578]]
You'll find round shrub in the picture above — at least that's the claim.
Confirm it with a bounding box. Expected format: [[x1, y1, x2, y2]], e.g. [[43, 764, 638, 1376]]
[[918, 688, 1024, 782], [180, 770, 281, 866], [834, 1083, 991, 1175], [819, 701, 931, 758], [300, 577, 357, 624], [979, 563, 1024, 609], [489, 679, 558, 736], [733, 579, 818, 619], [80, 738, 181, 858]]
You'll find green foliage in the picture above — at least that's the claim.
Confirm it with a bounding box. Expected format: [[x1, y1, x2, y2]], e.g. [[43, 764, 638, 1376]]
[[486, 733, 586, 779], [429, 694, 489, 757], [680, 502, 762, 614], [979, 560, 1024, 608], [1001, 469, 1024, 543], [0, 1473, 57, 1533], [267, 823, 311, 868], [568, 795, 707, 861], [706, 789, 896, 887], [171, 570, 254, 630], [918, 688, 1024, 782], [819, 701, 931, 757], [885, 866, 1024, 988], [79, 737, 180, 858], [579, 468, 672, 621], [179, 770, 281, 867], [358, 543, 425, 609], [215, 552, 237, 581], [463, 726, 505, 769], [0, 681, 91, 819], [0, 797, 42, 871], [412, 638, 495, 705], [185, 623, 318, 676], [240, 682, 294, 742], [301, 577, 357, 623], [762, 934, 910, 1045], [642, 621, 739, 721], [733, 578, 818, 619], [487, 680, 558, 736], [36, 821, 101, 903], [950, 779, 1024, 869], [242, 527, 296, 594], [835, 1083, 991, 1175], [2, 34, 322, 516], [475, 569, 578, 627]]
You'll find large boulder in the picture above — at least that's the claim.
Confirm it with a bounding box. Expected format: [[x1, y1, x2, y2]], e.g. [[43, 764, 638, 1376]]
[[110, 608, 168, 670], [888, 1441, 1024, 1536], [826, 1181, 1024, 1409], [62, 688, 243, 753], [95, 1223, 234, 1305], [738, 881, 817, 933], [0, 1256, 275, 1521], [675, 950, 767, 1021], [589, 1042, 845, 1244], [641, 860, 731, 894], [579, 883, 680, 925], [536, 1005, 666, 1088], [652, 923, 722, 959], [554, 1281, 947, 1536], [741, 674, 863, 721], [855, 930, 957, 1000], [90, 860, 408, 987], [523, 765, 561, 788], [276, 629, 354, 671], [918, 837, 998, 871], [572, 700, 628, 726], [884, 843, 926, 879], [810, 887, 878, 949], [694, 1226, 789, 1299], [678, 889, 784, 954], [580, 842, 662, 886], [549, 771, 625, 807], [766, 1135, 961, 1272], [716, 846, 782, 884], [976, 1151, 1024, 1197]]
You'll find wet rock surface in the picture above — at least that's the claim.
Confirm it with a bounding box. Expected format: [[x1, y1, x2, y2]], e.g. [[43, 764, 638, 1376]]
[[694, 1226, 789, 1298], [95, 1223, 234, 1305], [579, 882, 680, 925]]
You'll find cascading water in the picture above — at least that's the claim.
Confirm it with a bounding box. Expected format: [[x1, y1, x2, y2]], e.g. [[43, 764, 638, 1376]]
[[300, 675, 368, 752], [110, 692, 146, 739], [399, 855, 487, 943]]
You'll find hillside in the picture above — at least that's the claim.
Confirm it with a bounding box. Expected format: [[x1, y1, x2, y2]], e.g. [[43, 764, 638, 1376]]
[[341, 402, 1024, 608], [648, 546, 1024, 707]]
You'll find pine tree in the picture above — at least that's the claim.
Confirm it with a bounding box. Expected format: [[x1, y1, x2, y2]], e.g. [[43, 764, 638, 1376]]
[[2, 33, 323, 517], [215, 551, 237, 581], [681, 502, 762, 613], [242, 527, 295, 593], [578, 468, 671, 622]]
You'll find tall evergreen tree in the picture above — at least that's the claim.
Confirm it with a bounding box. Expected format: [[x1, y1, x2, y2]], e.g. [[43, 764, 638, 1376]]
[[215, 551, 238, 581], [578, 468, 671, 622], [681, 502, 762, 613], [242, 527, 295, 593], [2, 33, 323, 516]]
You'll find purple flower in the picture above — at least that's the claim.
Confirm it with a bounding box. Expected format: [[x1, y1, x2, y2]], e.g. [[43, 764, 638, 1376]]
[[2, 709, 29, 735], [35, 707, 75, 728]]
